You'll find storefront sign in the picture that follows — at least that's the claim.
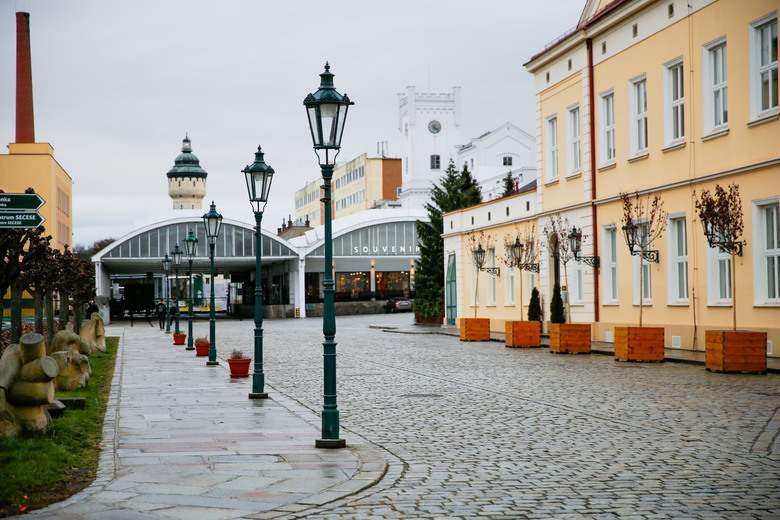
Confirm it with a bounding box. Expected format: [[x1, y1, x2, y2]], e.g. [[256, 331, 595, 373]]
[[352, 245, 421, 255]]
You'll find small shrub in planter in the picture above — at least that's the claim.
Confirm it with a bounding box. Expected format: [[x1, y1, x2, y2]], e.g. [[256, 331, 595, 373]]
[[194, 337, 209, 356], [227, 349, 251, 377]]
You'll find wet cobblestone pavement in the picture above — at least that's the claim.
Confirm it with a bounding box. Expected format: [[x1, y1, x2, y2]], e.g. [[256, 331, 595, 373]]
[[227, 314, 780, 519]]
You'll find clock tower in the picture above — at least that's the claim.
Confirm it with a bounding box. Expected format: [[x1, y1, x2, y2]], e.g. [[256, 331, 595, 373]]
[[397, 86, 461, 209]]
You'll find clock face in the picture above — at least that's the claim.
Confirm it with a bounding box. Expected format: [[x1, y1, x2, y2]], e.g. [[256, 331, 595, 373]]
[[428, 120, 442, 134]]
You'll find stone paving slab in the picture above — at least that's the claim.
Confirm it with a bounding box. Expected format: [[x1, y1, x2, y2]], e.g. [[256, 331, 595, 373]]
[[27, 325, 388, 520]]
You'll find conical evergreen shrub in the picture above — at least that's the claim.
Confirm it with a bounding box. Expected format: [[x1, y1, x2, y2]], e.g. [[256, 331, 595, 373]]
[[550, 282, 566, 324], [527, 287, 542, 322]]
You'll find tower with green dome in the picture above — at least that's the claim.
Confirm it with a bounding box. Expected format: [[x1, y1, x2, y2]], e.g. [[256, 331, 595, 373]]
[[167, 135, 208, 209]]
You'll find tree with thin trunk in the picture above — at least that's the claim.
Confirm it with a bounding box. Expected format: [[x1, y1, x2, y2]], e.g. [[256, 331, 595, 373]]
[[467, 231, 490, 319], [695, 183, 744, 332], [543, 214, 573, 323], [500, 224, 537, 321], [620, 191, 666, 328], [16, 228, 53, 339]]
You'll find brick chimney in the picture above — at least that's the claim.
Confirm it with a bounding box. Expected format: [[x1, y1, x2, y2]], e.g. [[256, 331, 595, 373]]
[[16, 10, 35, 143]]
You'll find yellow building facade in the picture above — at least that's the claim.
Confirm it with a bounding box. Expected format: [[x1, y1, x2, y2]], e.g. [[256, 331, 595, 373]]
[[446, 0, 779, 357], [0, 142, 73, 250]]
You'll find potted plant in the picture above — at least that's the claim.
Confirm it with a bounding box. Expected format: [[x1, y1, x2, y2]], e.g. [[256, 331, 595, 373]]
[[544, 215, 592, 354], [173, 331, 186, 345], [227, 349, 251, 378], [615, 192, 666, 362], [460, 232, 492, 341], [696, 183, 767, 373], [503, 226, 542, 348], [194, 336, 210, 357]]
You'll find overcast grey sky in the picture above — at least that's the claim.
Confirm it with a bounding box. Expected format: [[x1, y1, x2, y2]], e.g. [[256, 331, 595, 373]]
[[0, 0, 584, 247]]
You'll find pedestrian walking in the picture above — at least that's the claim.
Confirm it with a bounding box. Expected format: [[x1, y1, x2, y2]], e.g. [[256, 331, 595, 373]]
[[155, 300, 166, 330]]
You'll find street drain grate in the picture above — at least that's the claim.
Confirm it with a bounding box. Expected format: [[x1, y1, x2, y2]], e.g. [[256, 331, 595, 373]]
[[401, 393, 443, 398]]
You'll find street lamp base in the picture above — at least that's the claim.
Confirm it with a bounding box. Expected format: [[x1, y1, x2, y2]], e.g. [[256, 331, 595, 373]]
[[206, 361, 219, 366], [248, 392, 269, 399], [315, 438, 346, 449], [165, 331, 171, 334], [185, 347, 194, 351]]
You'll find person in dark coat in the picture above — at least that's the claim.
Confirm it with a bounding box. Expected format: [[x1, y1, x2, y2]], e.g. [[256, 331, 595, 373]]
[[86, 300, 99, 318], [155, 300, 167, 330]]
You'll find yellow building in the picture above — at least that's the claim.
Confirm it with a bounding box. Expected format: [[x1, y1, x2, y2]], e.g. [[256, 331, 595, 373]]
[[294, 154, 401, 225], [0, 142, 73, 250], [447, 0, 778, 357]]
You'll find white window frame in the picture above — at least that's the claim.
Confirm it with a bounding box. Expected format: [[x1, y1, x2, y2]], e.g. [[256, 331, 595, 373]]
[[666, 214, 689, 305], [602, 226, 619, 304], [546, 115, 559, 182], [750, 12, 779, 120], [664, 57, 685, 146], [629, 75, 648, 157], [632, 223, 652, 305], [752, 197, 780, 306], [600, 90, 616, 166], [567, 104, 581, 175], [703, 36, 728, 135], [570, 259, 584, 304], [706, 243, 732, 306], [472, 262, 479, 307], [505, 261, 515, 305], [488, 248, 497, 306]]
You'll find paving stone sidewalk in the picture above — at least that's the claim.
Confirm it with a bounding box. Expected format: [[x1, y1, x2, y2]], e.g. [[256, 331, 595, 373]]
[[27, 325, 387, 520]]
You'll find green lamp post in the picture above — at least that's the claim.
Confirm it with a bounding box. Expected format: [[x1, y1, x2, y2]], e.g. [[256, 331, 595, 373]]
[[202, 201, 223, 366], [243, 146, 275, 399], [304, 62, 353, 449], [183, 229, 199, 350], [162, 254, 172, 333], [171, 245, 183, 335]]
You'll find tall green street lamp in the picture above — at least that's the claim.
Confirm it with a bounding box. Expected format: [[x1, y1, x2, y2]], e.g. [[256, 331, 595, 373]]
[[243, 146, 274, 399], [171, 245, 183, 336], [304, 62, 353, 449], [162, 254, 172, 333], [184, 229, 199, 351], [202, 201, 223, 366]]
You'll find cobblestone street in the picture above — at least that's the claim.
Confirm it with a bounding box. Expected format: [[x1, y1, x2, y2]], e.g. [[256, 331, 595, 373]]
[[209, 314, 780, 519]]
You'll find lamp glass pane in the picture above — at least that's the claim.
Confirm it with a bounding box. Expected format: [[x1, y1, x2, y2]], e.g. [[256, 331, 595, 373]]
[[320, 103, 338, 146], [334, 104, 348, 148], [307, 106, 321, 146], [245, 169, 256, 202]]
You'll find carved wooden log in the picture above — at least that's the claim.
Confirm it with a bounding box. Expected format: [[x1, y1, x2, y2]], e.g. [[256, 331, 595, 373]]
[[6, 380, 55, 406], [19, 357, 59, 382], [19, 333, 46, 365], [51, 350, 73, 374]]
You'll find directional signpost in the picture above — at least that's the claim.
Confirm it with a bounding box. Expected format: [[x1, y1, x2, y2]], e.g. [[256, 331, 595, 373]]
[[0, 193, 46, 229]]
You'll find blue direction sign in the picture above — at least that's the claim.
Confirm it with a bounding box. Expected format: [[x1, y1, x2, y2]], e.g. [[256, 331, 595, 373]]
[[0, 193, 45, 211], [0, 211, 46, 228]]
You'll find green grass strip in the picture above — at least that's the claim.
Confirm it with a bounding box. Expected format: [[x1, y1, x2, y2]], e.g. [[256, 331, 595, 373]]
[[0, 336, 119, 516]]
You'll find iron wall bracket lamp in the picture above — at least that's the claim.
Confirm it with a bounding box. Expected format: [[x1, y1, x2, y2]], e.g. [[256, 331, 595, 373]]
[[507, 238, 539, 272], [621, 222, 659, 263], [472, 243, 500, 276], [568, 227, 601, 269], [701, 211, 744, 256]]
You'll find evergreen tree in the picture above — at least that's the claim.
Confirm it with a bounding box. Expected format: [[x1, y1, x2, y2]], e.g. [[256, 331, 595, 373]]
[[527, 287, 542, 322], [550, 282, 566, 324], [501, 172, 516, 197], [414, 161, 481, 322]]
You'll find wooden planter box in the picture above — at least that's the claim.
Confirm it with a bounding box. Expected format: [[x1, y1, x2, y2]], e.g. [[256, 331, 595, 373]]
[[705, 330, 767, 374], [505, 321, 541, 348], [614, 327, 664, 362], [460, 318, 490, 341], [550, 323, 591, 354]]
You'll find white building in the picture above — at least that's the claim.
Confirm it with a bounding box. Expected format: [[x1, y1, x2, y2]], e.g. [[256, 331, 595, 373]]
[[457, 122, 537, 201], [397, 86, 462, 209]]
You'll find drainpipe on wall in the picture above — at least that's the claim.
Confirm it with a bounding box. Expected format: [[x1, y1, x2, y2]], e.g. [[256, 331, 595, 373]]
[[587, 38, 600, 323]]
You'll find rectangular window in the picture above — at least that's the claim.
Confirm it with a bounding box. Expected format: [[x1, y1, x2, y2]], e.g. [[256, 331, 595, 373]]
[[667, 216, 688, 304], [664, 59, 685, 144], [506, 260, 515, 305], [704, 37, 728, 133], [751, 14, 778, 117], [600, 91, 615, 164], [630, 76, 648, 155], [546, 115, 558, 181], [632, 224, 652, 304], [430, 155, 441, 169], [567, 105, 581, 174], [489, 248, 496, 305], [572, 260, 584, 303], [706, 242, 732, 305], [753, 199, 780, 304], [603, 227, 619, 303], [503, 156, 513, 166]]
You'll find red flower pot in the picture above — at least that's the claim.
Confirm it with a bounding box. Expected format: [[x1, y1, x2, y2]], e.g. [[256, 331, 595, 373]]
[[195, 342, 210, 356], [228, 358, 251, 377], [173, 333, 186, 345]]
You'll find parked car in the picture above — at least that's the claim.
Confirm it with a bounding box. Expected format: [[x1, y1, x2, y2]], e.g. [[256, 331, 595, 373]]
[[385, 298, 413, 313]]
